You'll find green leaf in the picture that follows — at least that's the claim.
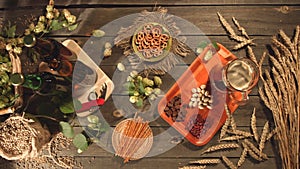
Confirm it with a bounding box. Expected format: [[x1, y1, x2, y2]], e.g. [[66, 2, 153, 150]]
[[73, 133, 88, 151], [59, 121, 74, 138], [87, 115, 99, 124], [73, 99, 82, 111], [50, 19, 63, 31], [68, 24, 78, 31], [136, 97, 143, 108], [98, 122, 110, 133], [138, 81, 145, 95], [128, 90, 135, 96], [198, 41, 208, 48], [128, 82, 135, 90], [6, 25, 16, 38], [59, 100, 75, 114]]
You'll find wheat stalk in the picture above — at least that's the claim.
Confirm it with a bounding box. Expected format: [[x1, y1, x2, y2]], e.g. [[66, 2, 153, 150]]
[[226, 129, 253, 138], [237, 148, 248, 167], [189, 159, 220, 165], [179, 166, 206, 169], [259, 26, 299, 169], [217, 12, 257, 64], [259, 122, 269, 156], [250, 108, 259, 143], [201, 143, 239, 154], [222, 156, 237, 169], [243, 140, 268, 160], [219, 135, 247, 141]]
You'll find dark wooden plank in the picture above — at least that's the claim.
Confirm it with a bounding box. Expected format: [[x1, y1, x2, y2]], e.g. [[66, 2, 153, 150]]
[[61, 126, 276, 158], [0, 6, 299, 36], [58, 35, 272, 66], [69, 6, 300, 36], [1, 0, 299, 8], [75, 156, 278, 169], [73, 96, 271, 128], [0, 156, 278, 169]]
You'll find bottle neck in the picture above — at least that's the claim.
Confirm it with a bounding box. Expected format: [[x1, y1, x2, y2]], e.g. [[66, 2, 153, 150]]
[[10, 72, 71, 92], [10, 73, 43, 90]]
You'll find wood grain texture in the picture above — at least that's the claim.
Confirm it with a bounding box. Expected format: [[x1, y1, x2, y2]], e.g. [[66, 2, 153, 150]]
[[0, 0, 300, 8], [0, 0, 296, 168], [0, 6, 299, 36]]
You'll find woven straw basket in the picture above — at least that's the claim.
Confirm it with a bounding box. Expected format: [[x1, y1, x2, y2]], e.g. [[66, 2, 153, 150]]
[[0, 116, 50, 160], [0, 53, 23, 115]]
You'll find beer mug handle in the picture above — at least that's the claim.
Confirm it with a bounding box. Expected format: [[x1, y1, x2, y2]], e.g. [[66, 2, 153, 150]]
[[229, 91, 249, 105]]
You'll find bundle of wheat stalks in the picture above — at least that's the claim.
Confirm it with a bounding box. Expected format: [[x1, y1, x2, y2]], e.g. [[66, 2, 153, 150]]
[[259, 26, 299, 169]]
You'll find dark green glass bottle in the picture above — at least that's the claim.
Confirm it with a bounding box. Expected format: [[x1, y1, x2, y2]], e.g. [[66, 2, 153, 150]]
[[10, 72, 71, 94], [23, 35, 76, 77], [10, 73, 42, 90]]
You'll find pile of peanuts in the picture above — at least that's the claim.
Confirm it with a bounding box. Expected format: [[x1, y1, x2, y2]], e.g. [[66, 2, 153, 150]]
[[134, 23, 170, 59], [189, 84, 213, 110]]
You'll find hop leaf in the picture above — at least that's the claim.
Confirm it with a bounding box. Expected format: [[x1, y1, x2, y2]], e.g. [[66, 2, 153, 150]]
[[5, 25, 16, 38], [59, 100, 75, 114], [73, 133, 88, 152], [59, 121, 74, 138]]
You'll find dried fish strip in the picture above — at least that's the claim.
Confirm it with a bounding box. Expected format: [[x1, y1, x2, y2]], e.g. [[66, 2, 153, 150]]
[[201, 143, 239, 154]]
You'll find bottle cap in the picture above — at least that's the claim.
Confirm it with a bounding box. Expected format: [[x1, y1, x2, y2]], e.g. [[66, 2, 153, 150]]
[[23, 34, 36, 47], [10, 73, 25, 86]]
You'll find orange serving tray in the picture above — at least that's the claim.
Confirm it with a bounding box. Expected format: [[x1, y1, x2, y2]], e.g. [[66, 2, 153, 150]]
[[158, 43, 239, 146]]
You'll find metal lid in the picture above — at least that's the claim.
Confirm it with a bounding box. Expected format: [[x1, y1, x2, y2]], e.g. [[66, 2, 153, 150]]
[[10, 73, 24, 86], [23, 34, 36, 47]]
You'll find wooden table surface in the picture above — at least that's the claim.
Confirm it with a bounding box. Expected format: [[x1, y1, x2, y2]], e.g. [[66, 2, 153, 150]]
[[1, 0, 300, 169]]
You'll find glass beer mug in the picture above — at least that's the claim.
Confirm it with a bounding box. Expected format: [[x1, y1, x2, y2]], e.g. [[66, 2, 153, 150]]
[[222, 58, 259, 105]]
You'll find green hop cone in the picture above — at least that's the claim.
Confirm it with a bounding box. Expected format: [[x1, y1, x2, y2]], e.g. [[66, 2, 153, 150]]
[[143, 78, 154, 87], [153, 88, 161, 95], [144, 87, 153, 96], [137, 75, 143, 82], [154, 76, 162, 86]]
